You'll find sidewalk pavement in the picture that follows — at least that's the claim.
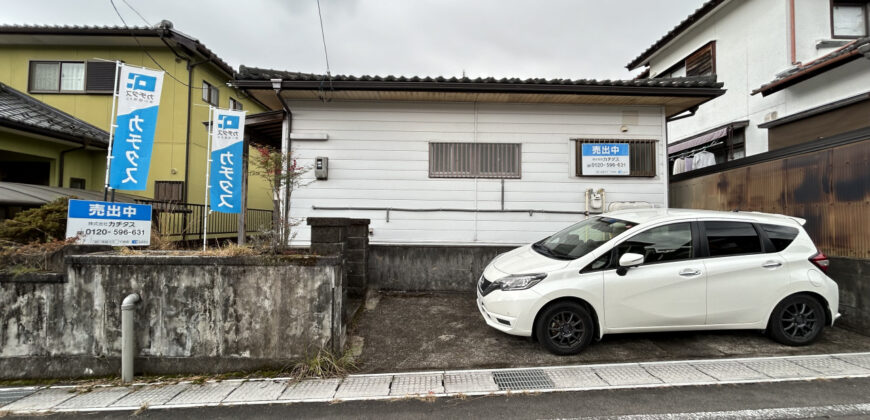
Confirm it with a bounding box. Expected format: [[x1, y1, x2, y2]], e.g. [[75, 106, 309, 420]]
[[2, 352, 870, 415]]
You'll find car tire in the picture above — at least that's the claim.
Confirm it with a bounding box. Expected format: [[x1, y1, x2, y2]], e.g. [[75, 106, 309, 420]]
[[769, 294, 825, 346], [535, 301, 594, 355]]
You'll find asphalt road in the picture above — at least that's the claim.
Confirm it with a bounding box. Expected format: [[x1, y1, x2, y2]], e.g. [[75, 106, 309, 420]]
[[29, 377, 870, 419]]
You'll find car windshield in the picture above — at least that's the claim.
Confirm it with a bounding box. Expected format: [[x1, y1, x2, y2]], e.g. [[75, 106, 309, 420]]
[[532, 216, 636, 260]]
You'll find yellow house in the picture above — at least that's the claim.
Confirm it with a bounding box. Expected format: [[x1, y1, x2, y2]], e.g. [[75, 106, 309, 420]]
[[0, 22, 272, 214]]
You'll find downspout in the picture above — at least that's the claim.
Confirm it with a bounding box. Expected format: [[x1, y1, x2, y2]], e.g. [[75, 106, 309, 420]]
[[272, 79, 294, 246], [789, 0, 797, 64], [58, 143, 88, 187], [158, 33, 210, 203]]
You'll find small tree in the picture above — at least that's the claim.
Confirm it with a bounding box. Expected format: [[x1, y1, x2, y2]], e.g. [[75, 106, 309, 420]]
[[0, 197, 70, 244], [249, 145, 312, 252]]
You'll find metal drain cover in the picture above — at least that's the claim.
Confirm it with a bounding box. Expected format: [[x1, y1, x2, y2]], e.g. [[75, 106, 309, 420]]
[[492, 369, 554, 390]]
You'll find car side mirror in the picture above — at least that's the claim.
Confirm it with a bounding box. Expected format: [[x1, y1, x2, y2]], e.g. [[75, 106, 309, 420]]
[[616, 253, 644, 276]]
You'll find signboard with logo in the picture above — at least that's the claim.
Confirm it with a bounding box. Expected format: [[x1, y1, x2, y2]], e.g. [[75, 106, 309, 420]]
[[65, 199, 152, 246], [108, 65, 165, 191], [581, 143, 630, 176], [208, 109, 246, 213]]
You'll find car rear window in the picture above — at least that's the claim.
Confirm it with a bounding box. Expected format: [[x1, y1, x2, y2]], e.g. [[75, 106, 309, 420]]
[[704, 221, 762, 256], [761, 223, 800, 252]]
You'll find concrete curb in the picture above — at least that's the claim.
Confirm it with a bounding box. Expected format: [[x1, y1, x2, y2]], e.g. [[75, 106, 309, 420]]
[[2, 352, 870, 414]]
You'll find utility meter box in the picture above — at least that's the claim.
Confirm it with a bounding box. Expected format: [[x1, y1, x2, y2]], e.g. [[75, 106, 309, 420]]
[[315, 157, 328, 180]]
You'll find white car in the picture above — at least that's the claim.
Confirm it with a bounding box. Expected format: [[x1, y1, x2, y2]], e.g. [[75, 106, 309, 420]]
[[477, 208, 839, 355]]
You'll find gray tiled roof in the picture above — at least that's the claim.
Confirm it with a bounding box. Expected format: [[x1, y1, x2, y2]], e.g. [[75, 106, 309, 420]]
[[238, 65, 724, 89], [0, 22, 235, 77], [0, 82, 109, 147], [753, 37, 870, 95], [626, 0, 727, 70]]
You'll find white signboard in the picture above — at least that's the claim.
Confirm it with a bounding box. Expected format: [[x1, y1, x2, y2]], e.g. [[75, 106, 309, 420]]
[[581, 143, 630, 176], [65, 199, 151, 246]]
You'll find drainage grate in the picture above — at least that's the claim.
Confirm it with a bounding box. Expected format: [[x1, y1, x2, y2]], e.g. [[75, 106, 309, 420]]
[[492, 369, 554, 390]]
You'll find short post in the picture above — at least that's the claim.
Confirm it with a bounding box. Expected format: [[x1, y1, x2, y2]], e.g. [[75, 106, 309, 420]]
[[121, 293, 141, 383]]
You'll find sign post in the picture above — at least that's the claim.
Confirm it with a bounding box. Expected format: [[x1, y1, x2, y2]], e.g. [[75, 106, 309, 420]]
[[581, 143, 630, 176], [203, 108, 247, 250], [65, 199, 152, 246], [106, 64, 165, 194]]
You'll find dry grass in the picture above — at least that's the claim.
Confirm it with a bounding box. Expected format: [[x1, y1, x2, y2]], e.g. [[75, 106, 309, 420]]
[[199, 243, 258, 257], [290, 348, 358, 379]]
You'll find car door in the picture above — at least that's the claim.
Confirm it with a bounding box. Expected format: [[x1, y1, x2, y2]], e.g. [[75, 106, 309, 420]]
[[701, 220, 789, 326], [602, 221, 707, 330]]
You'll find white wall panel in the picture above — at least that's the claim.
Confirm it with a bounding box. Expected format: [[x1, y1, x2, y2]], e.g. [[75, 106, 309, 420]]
[[285, 100, 666, 245]]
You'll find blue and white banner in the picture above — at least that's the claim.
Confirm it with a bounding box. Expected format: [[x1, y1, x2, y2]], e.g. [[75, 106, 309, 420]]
[[65, 199, 152, 246], [109, 65, 164, 190], [209, 109, 246, 213], [581, 143, 630, 176]]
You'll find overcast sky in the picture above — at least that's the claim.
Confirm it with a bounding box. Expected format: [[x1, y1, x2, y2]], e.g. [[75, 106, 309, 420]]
[[1, 0, 705, 80]]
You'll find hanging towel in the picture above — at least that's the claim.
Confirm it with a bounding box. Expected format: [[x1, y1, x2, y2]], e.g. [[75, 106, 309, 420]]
[[694, 151, 716, 169], [684, 156, 694, 171], [672, 157, 685, 175]]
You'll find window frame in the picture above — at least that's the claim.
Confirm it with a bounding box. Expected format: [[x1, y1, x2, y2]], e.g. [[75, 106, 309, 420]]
[[28, 60, 87, 94], [69, 177, 86, 190], [573, 139, 658, 178], [830, 0, 870, 38], [428, 142, 522, 179], [229, 97, 243, 111], [202, 81, 220, 106], [585, 220, 701, 272], [655, 41, 716, 79], [698, 220, 766, 258]]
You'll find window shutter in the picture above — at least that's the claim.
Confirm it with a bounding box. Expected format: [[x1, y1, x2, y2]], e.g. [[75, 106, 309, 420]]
[[429, 143, 521, 178], [86, 61, 117, 93], [685, 42, 715, 77]]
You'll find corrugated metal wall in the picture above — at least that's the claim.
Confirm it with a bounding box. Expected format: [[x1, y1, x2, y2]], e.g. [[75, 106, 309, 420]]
[[670, 139, 869, 259]]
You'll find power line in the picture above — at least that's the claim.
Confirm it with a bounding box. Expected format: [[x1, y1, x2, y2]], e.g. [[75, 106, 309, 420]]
[[121, 0, 151, 27], [315, 0, 334, 97], [109, 0, 201, 89]]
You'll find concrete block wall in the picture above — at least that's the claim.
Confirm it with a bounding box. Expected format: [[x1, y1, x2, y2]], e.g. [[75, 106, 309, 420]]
[[0, 254, 344, 379], [308, 218, 371, 298]]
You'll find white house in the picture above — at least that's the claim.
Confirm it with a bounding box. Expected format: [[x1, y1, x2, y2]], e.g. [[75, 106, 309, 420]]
[[627, 0, 870, 166], [234, 67, 723, 246]]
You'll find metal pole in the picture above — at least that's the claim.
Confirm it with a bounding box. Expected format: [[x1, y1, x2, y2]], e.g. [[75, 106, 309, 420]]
[[103, 61, 122, 201], [121, 293, 141, 383], [237, 134, 249, 245], [203, 106, 214, 251]]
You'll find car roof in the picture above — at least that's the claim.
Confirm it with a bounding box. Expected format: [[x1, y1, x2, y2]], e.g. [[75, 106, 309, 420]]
[[604, 208, 805, 227]]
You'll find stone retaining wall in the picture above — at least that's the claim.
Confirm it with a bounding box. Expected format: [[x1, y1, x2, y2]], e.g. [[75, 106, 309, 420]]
[[0, 253, 343, 379]]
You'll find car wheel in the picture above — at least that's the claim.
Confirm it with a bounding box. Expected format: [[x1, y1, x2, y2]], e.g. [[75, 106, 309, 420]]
[[535, 301, 594, 355], [769, 295, 825, 346]]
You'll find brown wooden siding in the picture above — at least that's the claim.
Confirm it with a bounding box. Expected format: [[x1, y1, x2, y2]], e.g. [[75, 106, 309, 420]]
[[670, 139, 870, 258], [769, 100, 870, 151]]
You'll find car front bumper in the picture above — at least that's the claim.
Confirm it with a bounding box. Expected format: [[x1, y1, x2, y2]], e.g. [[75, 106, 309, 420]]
[[476, 288, 539, 337]]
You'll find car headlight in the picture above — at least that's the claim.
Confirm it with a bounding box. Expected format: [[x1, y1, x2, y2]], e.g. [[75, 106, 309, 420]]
[[497, 273, 547, 291]]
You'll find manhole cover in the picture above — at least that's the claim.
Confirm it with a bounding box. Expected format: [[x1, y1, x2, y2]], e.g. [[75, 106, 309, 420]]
[[492, 369, 554, 390]]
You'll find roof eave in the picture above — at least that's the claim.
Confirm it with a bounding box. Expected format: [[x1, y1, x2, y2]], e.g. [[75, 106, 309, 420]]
[[752, 51, 862, 96], [234, 79, 726, 98]]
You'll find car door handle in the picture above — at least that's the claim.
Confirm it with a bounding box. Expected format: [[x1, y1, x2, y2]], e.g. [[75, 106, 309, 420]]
[[678, 268, 702, 277], [762, 261, 783, 268]]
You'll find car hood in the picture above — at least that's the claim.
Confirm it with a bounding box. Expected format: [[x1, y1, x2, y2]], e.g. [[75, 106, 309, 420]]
[[492, 244, 571, 275]]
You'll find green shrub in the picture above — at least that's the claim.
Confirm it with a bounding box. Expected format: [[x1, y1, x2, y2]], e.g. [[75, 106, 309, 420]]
[[0, 197, 70, 244]]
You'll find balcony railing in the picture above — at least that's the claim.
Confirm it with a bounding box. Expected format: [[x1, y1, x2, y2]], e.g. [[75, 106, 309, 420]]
[[135, 199, 273, 240]]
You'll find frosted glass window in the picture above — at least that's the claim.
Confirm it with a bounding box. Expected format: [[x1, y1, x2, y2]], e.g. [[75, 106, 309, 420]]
[[30, 62, 60, 91], [60, 62, 85, 91], [833, 5, 868, 37]]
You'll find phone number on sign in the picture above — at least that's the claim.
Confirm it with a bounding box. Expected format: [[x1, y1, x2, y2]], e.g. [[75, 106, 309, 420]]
[[84, 228, 147, 236], [586, 162, 628, 168]]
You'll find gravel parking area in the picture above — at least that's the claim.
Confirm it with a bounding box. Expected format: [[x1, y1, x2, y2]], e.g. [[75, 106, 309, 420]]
[[353, 292, 870, 373]]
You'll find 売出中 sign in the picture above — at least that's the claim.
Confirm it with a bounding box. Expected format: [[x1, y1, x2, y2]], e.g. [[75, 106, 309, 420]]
[[65, 199, 151, 246], [209, 109, 246, 213], [109, 65, 164, 191], [581, 143, 630, 176]]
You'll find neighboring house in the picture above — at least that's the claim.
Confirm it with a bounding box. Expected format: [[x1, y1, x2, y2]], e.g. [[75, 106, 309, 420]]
[[627, 0, 870, 168], [0, 22, 271, 212], [233, 66, 724, 246]]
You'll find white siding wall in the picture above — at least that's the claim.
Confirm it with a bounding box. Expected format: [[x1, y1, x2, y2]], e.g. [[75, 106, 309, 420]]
[[286, 100, 667, 246], [646, 0, 867, 157]]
